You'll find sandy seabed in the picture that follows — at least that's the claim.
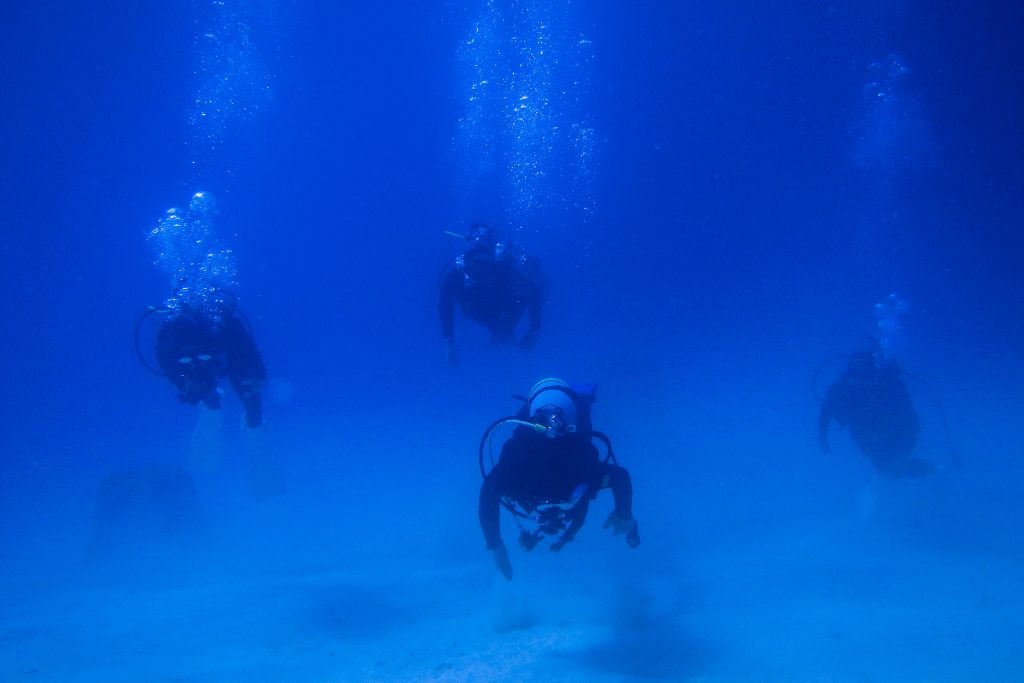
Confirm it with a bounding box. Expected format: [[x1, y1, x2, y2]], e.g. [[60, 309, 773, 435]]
[[2, 511, 1021, 683]]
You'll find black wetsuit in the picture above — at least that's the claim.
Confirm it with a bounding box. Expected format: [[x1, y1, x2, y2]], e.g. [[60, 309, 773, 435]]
[[156, 310, 266, 427], [818, 363, 927, 477], [479, 428, 633, 550], [438, 244, 544, 344]]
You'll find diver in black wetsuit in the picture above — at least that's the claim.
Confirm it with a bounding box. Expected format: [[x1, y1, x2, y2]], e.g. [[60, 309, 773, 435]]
[[818, 350, 931, 478], [155, 304, 266, 428], [438, 223, 546, 367], [479, 379, 639, 581]]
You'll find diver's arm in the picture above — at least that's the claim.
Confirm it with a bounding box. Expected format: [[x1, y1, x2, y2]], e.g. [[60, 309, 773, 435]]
[[478, 471, 505, 550], [237, 391, 263, 428], [596, 462, 640, 547], [224, 316, 266, 383], [596, 462, 633, 520], [479, 454, 516, 580], [479, 437, 526, 549], [224, 316, 266, 426]]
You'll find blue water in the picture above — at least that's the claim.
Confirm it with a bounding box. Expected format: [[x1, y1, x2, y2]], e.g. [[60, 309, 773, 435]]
[[1, 2, 1022, 680]]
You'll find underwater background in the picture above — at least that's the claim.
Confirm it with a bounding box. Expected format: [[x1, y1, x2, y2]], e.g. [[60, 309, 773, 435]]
[[1, 1, 1022, 680]]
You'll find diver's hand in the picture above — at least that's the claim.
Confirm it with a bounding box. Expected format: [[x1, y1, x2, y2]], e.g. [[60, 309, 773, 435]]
[[519, 329, 539, 352], [491, 543, 513, 581], [443, 337, 459, 368], [603, 511, 640, 548]]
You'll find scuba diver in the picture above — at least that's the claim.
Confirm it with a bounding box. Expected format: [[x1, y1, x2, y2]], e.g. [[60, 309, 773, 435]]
[[817, 348, 934, 478], [142, 192, 283, 499], [478, 378, 640, 581], [149, 295, 266, 428], [136, 290, 286, 499], [136, 290, 268, 430], [438, 223, 546, 368], [138, 292, 283, 499]]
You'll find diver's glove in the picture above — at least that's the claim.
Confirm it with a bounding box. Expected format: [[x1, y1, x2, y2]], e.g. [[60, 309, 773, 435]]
[[518, 529, 542, 552], [603, 511, 640, 548], [443, 337, 459, 368], [518, 329, 540, 352], [626, 522, 640, 548], [491, 543, 513, 581]]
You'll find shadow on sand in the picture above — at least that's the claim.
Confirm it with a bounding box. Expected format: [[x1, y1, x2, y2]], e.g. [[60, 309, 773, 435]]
[[301, 581, 420, 640], [549, 612, 715, 680]]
